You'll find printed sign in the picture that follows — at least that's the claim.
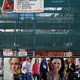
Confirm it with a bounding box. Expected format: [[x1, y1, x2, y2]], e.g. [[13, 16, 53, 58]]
[[14, 0, 44, 13], [18, 49, 27, 56], [3, 49, 13, 56]]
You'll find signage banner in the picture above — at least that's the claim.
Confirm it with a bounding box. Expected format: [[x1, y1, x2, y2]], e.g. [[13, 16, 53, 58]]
[[18, 49, 27, 56], [3, 49, 13, 56], [14, 0, 44, 13]]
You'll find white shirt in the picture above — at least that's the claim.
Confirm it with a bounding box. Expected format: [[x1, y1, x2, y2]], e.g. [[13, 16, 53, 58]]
[[28, 62, 32, 73], [21, 61, 28, 74]]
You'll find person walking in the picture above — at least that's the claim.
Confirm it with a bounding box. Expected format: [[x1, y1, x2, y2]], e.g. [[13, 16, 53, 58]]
[[39, 57, 48, 80], [32, 58, 40, 80], [21, 57, 30, 80]]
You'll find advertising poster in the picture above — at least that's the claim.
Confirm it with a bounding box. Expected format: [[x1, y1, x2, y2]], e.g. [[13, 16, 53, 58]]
[[14, 0, 44, 12], [2, 0, 44, 13], [4, 57, 80, 80]]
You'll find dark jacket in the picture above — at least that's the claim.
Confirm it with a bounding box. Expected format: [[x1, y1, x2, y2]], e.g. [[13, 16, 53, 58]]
[[66, 63, 76, 75], [40, 60, 48, 73]]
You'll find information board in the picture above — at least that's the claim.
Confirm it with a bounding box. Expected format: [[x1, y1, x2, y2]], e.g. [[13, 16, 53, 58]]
[[14, 0, 44, 13], [3, 49, 13, 56], [18, 49, 27, 56]]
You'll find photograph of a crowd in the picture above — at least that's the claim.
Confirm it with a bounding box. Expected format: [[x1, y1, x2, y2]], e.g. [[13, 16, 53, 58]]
[[4, 57, 80, 80]]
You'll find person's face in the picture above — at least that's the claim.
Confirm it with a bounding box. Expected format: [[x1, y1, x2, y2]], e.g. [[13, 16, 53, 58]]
[[48, 61, 50, 64], [67, 58, 71, 63], [43, 57, 46, 61], [10, 58, 20, 74], [28, 58, 30, 62], [36, 59, 38, 63], [53, 59, 61, 72]]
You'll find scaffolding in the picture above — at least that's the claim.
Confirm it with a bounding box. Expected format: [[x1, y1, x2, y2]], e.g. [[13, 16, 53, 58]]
[[0, 0, 80, 52]]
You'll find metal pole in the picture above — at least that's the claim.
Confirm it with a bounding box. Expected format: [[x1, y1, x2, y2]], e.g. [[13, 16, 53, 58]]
[[14, 13, 17, 56], [67, 0, 71, 56], [33, 13, 36, 56]]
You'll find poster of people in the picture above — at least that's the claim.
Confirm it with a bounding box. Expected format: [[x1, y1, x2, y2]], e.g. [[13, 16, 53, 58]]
[[4, 57, 80, 80]]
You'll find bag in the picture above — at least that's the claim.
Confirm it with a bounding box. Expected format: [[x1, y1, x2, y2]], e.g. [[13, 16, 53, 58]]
[[17, 65, 21, 74]]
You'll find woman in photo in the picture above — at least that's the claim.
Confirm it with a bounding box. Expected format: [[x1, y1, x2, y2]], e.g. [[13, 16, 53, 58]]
[[47, 58, 66, 80], [64, 58, 76, 80], [8, 58, 21, 80], [32, 58, 40, 80]]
